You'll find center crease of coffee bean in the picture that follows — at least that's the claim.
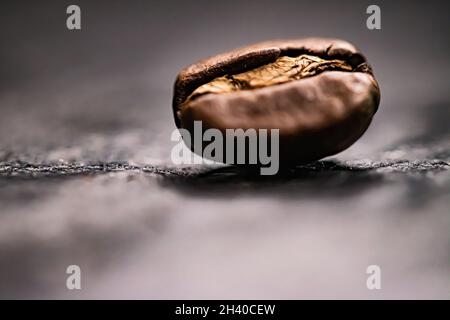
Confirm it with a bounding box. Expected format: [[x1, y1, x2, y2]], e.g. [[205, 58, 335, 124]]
[[185, 54, 353, 104]]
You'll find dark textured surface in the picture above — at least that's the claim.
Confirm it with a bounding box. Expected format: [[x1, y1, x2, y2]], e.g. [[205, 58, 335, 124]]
[[0, 0, 449, 299], [1, 158, 449, 179], [0, 135, 448, 299]]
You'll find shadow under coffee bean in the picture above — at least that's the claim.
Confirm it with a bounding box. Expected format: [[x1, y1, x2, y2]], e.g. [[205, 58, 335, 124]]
[[172, 38, 381, 165]]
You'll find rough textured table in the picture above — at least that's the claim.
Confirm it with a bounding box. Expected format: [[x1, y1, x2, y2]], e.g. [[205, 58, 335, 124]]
[[0, 0, 449, 299]]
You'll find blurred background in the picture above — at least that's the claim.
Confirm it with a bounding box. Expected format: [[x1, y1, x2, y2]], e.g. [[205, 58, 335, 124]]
[[0, 0, 449, 299]]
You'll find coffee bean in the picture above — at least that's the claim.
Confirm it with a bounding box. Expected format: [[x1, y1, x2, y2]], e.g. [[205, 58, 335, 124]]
[[172, 38, 380, 165]]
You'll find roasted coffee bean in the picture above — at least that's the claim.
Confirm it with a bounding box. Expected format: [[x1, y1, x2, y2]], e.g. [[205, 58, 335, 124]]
[[172, 38, 380, 165]]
